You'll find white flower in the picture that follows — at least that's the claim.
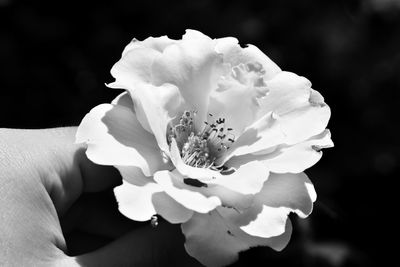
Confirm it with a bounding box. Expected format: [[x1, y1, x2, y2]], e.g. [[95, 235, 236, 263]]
[[76, 30, 333, 267]]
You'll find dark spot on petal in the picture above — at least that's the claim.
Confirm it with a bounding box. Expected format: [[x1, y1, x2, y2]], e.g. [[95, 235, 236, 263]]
[[184, 178, 208, 188]]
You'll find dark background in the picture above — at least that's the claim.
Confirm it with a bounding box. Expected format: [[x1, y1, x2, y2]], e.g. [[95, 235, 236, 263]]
[[1, 0, 399, 266]]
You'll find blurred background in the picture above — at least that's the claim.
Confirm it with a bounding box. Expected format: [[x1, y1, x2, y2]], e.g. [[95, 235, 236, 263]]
[[1, 0, 399, 266]]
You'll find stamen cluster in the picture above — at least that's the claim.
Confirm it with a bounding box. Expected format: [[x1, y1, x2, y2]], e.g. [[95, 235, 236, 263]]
[[168, 111, 235, 169]]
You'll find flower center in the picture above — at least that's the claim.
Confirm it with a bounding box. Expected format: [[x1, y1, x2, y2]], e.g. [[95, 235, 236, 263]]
[[168, 111, 235, 169]]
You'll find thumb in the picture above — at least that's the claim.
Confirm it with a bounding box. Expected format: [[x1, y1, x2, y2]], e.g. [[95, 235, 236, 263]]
[[10, 127, 122, 215]]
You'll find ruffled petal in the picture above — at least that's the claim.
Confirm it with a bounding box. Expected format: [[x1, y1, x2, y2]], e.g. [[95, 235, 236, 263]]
[[181, 209, 292, 267], [153, 170, 221, 213], [109, 37, 187, 150], [208, 62, 269, 136], [76, 103, 171, 176], [113, 180, 161, 222], [122, 35, 177, 56], [226, 129, 334, 174], [219, 89, 330, 165], [151, 30, 227, 129], [110, 47, 160, 87], [152, 192, 194, 223], [111, 35, 177, 86], [221, 172, 316, 238], [215, 37, 281, 80]]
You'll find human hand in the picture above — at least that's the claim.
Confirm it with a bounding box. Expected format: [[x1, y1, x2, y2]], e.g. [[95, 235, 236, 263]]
[[0, 127, 201, 266]]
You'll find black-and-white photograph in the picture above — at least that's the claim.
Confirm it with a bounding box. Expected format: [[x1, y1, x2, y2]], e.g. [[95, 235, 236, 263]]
[[1, 0, 398, 266]]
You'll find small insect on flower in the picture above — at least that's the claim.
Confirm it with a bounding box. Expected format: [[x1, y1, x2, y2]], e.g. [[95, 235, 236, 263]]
[[151, 215, 158, 228]]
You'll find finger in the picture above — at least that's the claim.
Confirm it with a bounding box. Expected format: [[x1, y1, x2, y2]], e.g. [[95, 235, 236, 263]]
[[12, 127, 123, 215], [60, 221, 203, 267]]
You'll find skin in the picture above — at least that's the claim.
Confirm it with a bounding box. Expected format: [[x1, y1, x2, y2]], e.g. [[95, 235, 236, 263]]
[[0, 127, 201, 267]]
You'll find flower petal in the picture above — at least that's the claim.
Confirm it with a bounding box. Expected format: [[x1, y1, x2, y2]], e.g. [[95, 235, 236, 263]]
[[208, 62, 269, 136], [258, 71, 331, 145], [278, 100, 331, 145], [226, 129, 334, 174], [151, 30, 227, 129], [217, 207, 293, 251], [181, 211, 250, 267], [171, 137, 269, 195], [114, 180, 161, 222], [111, 91, 134, 111], [110, 81, 184, 153], [200, 185, 254, 211], [208, 161, 270, 195], [239, 216, 293, 252], [122, 35, 177, 56], [220, 72, 331, 164], [222, 172, 316, 238], [151, 192, 194, 223], [76, 103, 171, 176], [115, 165, 150, 186], [181, 209, 292, 267], [259, 172, 317, 217], [130, 83, 185, 152], [115, 166, 193, 224], [258, 71, 313, 116], [110, 47, 160, 87], [218, 111, 285, 165], [261, 129, 333, 173], [215, 37, 281, 80], [109, 38, 187, 151], [239, 205, 290, 238], [167, 169, 254, 211], [153, 170, 222, 213]]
